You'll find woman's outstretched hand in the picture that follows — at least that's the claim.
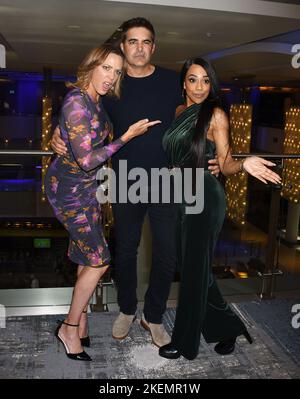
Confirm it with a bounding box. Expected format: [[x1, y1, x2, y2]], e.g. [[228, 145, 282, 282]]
[[243, 157, 282, 185]]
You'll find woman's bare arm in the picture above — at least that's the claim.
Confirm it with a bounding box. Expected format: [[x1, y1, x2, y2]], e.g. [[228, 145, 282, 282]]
[[211, 108, 281, 184]]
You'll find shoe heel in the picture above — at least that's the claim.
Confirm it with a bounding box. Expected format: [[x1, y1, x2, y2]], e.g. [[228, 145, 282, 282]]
[[80, 336, 91, 347], [79, 312, 90, 347], [57, 333, 70, 354], [243, 330, 253, 344], [55, 320, 92, 361]]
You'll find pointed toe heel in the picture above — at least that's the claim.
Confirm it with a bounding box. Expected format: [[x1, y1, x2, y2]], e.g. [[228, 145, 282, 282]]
[[66, 350, 92, 361], [214, 329, 253, 356], [55, 320, 92, 361], [214, 337, 236, 355], [159, 343, 181, 359]]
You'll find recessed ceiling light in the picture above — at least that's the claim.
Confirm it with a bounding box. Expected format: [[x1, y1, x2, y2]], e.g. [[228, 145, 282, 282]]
[[67, 25, 81, 30], [167, 31, 179, 36]]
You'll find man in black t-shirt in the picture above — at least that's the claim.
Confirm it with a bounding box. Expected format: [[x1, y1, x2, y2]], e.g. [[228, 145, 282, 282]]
[[103, 18, 182, 347], [51, 17, 220, 348]]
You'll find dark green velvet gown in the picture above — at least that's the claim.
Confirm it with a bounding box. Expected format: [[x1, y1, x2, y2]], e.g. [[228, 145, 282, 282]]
[[162, 103, 246, 360]]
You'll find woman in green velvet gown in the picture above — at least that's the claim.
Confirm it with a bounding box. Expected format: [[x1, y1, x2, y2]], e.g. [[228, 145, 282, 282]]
[[159, 58, 282, 361]]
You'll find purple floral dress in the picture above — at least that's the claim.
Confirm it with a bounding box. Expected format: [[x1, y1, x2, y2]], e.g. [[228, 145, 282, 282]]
[[45, 88, 125, 267]]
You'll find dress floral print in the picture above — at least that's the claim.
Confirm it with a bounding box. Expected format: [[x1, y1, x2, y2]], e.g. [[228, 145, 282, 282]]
[[45, 88, 125, 267]]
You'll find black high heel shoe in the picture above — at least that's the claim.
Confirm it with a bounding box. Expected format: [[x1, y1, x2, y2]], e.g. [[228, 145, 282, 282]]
[[55, 320, 92, 361], [159, 343, 181, 359], [80, 310, 91, 348], [214, 330, 253, 355]]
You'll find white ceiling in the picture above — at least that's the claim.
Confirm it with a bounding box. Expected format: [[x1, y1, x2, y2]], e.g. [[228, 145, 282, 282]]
[[0, 0, 300, 85]]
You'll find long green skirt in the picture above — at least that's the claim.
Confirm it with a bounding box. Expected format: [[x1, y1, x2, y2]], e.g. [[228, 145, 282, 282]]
[[171, 171, 246, 360]]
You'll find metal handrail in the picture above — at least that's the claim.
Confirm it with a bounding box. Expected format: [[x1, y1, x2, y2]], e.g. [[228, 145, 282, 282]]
[[0, 149, 299, 300], [232, 154, 300, 159], [0, 149, 299, 158], [0, 150, 54, 156]]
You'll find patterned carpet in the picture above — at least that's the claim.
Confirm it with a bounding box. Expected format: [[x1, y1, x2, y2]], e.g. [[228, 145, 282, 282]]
[[0, 300, 299, 379]]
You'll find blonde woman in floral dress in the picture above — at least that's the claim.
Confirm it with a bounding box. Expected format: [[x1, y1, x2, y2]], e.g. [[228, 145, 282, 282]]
[[45, 44, 160, 361]]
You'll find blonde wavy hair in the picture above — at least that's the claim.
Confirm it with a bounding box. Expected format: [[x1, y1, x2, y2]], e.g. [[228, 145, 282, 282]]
[[67, 44, 124, 98]]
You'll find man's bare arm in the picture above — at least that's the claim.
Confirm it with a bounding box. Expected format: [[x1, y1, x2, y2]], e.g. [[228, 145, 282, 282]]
[[51, 126, 67, 155]]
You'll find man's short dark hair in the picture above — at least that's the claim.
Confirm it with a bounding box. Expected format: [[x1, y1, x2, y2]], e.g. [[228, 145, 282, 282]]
[[120, 17, 155, 42]]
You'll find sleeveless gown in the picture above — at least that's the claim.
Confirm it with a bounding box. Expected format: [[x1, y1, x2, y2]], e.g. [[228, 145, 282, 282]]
[[162, 103, 246, 360]]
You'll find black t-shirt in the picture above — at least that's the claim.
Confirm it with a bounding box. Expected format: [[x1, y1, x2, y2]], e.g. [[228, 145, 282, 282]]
[[102, 66, 182, 174]]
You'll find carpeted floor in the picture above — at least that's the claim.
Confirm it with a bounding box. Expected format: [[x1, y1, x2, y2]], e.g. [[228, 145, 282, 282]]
[[0, 299, 299, 379], [238, 299, 300, 368]]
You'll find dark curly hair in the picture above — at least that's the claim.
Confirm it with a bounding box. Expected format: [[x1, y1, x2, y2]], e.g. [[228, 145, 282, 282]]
[[120, 17, 155, 43]]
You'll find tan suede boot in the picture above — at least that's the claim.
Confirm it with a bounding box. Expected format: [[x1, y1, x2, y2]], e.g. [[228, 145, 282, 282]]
[[140, 314, 171, 347], [112, 312, 136, 340]]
